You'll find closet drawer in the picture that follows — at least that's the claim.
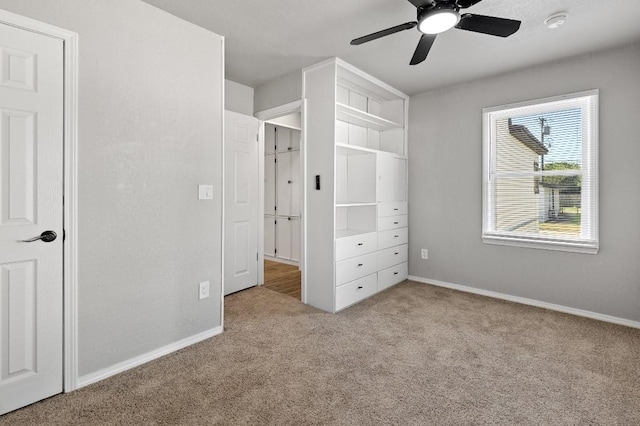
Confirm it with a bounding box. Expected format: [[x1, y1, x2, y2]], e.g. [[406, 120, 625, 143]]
[[378, 244, 408, 271], [335, 232, 377, 261], [336, 252, 377, 286], [378, 201, 408, 217], [378, 215, 408, 231], [378, 227, 408, 250], [335, 273, 377, 311], [378, 262, 408, 292]]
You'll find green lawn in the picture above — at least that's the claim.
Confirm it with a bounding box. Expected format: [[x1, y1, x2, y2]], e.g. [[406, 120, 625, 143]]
[[539, 210, 581, 235]]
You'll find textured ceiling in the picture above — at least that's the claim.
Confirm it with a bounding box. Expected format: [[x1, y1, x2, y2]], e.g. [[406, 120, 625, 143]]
[[143, 0, 640, 95]]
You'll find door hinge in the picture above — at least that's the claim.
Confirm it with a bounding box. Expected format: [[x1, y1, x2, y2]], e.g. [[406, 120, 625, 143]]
[[256, 252, 258, 261], [256, 133, 259, 142], [63, 229, 66, 241], [275, 248, 277, 254]]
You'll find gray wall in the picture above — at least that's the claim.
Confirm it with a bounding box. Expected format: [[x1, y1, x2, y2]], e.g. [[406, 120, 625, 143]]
[[408, 42, 640, 322], [0, 0, 224, 376], [225, 79, 254, 116], [254, 69, 302, 113]]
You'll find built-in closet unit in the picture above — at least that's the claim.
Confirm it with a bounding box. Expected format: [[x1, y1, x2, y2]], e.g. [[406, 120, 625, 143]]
[[264, 123, 302, 264], [303, 58, 409, 313]]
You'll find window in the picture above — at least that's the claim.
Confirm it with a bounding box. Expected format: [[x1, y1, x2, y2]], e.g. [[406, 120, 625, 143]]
[[482, 90, 598, 254]]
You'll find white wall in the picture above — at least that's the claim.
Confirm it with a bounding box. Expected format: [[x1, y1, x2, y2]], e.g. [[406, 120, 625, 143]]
[[225, 79, 253, 116], [408, 42, 640, 322], [254, 69, 302, 113], [0, 0, 224, 377]]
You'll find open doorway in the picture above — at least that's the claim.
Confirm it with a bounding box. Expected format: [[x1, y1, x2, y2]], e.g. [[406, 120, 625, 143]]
[[256, 102, 303, 301]]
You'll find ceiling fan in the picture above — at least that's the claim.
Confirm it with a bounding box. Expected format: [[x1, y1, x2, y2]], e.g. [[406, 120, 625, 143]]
[[350, 0, 521, 65]]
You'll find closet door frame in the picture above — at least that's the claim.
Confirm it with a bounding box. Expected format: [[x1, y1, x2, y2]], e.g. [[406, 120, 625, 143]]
[[255, 100, 303, 292]]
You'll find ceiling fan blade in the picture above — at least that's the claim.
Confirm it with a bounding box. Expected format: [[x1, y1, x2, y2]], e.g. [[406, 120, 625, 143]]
[[410, 33, 437, 65], [456, 14, 521, 37], [407, 0, 434, 8], [456, 0, 483, 8], [351, 21, 417, 45]]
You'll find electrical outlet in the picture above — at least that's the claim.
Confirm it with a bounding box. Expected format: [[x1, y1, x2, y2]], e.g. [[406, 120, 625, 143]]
[[199, 281, 210, 299], [421, 249, 429, 260]]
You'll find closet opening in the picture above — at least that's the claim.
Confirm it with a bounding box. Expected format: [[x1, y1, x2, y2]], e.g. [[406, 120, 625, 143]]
[[257, 102, 304, 301]]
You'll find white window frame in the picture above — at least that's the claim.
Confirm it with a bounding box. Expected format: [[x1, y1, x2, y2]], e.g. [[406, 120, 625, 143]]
[[482, 90, 599, 254]]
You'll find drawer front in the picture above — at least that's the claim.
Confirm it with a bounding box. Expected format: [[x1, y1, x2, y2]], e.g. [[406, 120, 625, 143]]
[[378, 201, 408, 217], [336, 252, 378, 286], [378, 227, 408, 250], [378, 244, 408, 271], [378, 262, 408, 292], [378, 215, 408, 231], [335, 273, 377, 311], [335, 232, 377, 261]]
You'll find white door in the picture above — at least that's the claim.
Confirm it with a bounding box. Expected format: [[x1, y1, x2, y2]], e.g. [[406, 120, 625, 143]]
[[265, 124, 276, 155], [276, 126, 291, 153], [264, 154, 276, 215], [290, 217, 301, 263], [224, 111, 259, 295], [290, 150, 301, 217], [276, 217, 292, 260], [276, 151, 292, 216], [264, 216, 275, 257], [0, 23, 64, 415]]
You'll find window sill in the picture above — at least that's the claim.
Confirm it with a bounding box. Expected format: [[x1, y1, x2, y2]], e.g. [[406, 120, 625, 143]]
[[482, 234, 599, 254]]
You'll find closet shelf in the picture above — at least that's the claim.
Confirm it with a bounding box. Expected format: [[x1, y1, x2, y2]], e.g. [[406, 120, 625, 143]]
[[336, 143, 407, 158], [336, 102, 402, 131]]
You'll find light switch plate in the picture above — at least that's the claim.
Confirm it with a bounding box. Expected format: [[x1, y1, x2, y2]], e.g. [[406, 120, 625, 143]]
[[198, 185, 213, 200]]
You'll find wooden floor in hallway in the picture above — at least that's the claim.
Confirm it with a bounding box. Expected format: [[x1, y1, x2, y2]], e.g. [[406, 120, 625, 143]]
[[264, 260, 301, 300]]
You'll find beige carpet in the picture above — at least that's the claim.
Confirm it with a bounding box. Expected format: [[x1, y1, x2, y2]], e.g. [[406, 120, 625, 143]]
[[2, 281, 639, 425]]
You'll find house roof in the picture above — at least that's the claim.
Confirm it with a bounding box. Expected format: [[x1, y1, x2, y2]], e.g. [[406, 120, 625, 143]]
[[508, 120, 548, 155]]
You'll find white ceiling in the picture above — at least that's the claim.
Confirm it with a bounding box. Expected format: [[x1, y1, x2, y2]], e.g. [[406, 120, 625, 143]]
[[144, 0, 640, 95]]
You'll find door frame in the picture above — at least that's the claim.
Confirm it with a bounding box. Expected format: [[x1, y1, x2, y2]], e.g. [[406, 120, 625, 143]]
[[255, 100, 304, 299], [0, 10, 80, 392]]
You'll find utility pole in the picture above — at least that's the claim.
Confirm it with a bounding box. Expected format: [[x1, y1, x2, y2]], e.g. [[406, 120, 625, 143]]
[[538, 117, 550, 170]]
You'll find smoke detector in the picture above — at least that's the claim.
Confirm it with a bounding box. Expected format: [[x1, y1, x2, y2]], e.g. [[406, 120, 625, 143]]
[[544, 13, 568, 29]]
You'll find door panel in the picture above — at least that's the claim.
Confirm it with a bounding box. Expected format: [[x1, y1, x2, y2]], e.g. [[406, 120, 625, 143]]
[[290, 150, 301, 216], [224, 111, 259, 295], [264, 216, 275, 257], [0, 23, 64, 415], [276, 217, 291, 260], [265, 124, 276, 155], [290, 129, 301, 151], [264, 154, 276, 215], [276, 126, 291, 153], [290, 217, 301, 263], [277, 151, 292, 216]]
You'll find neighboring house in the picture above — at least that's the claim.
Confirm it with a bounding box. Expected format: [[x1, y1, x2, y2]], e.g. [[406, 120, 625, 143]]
[[494, 118, 548, 233]]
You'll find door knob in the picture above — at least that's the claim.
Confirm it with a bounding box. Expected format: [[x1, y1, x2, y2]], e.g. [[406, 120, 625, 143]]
[[21, 230, 57, 243]]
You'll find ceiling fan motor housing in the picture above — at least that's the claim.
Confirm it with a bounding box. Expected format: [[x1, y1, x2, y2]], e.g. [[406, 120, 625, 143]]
[[417, 1, 461, 34]]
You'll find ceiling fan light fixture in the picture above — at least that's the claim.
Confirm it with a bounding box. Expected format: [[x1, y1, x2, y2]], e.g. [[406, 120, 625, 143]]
[[418, 9, 460, 34]]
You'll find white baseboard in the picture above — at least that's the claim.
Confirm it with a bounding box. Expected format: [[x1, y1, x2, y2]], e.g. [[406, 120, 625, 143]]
[[264, 255, 299, 267], [77, 326, 223, 389], [408, 275, 640, 330]]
